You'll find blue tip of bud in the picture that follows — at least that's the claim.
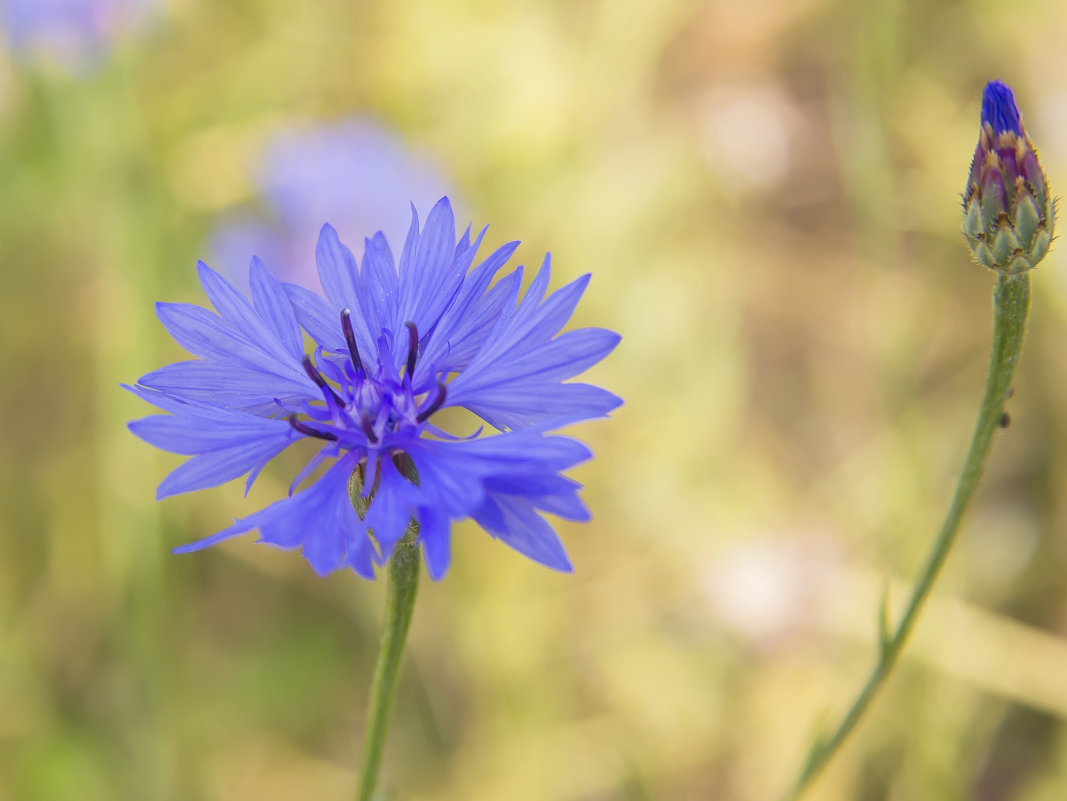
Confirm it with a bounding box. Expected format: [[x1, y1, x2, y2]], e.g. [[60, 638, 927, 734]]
[[981, 80, 1022, 135]]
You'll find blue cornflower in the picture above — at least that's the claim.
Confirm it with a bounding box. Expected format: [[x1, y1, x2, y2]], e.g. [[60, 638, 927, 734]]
[[128, 198, 621, 579], [0, 0, 160, 72]]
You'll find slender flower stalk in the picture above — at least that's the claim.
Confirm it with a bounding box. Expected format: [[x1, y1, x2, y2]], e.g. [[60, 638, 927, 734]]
[[357, 532, 420, 801], [787, 81, 1053, 798]]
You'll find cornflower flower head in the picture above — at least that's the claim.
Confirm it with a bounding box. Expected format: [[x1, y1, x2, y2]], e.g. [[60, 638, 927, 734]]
[[128, 198, 621, 579]]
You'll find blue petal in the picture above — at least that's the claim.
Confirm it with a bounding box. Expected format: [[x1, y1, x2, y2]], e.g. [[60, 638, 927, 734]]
[[123, 382, 222, 416], [397, 197, 460, 340], [474, 493, 573, 572], [458, 261, 590, 373], [416, 240, 520, 379], [416, 507, 451, 580], [395, 205, 421, 299], [157, 433, 296, 498], [401, 430, 593, 575], [284, 283, 345, 352], [139, 361, 315, 413], [197, 261, 282, 355], [448, 328, 620, 401], [453, 430, 593, 469], [359, 232, 398, 340], [171, 519, 255, 554], [155, 301, 310, 385], [128, 410, 292, 454], [429, 268, 522, 374], [455, 224, 472, 256], [484, 474, 590, 521], [464, 383, 623, 429], [982, 81, 1022, 135], [249, 256, 304, 359], [437, 257, 621, 428], [315, 223, 360, 310], [317, 225, 382, 358], [449, 225, 487, 283], [363, 457, 419, 545], [518, 271, 591, 344], [405, 440, 488, 516], [155, 302, 249, 362], [301, 521, 349, 576], [343, 534, 379, 578], [174, 454, 378, 578], [528, 491, 590, 521]]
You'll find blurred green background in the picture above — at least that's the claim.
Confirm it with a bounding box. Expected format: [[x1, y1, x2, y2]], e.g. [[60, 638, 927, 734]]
[[4, 0, 1067, 799]]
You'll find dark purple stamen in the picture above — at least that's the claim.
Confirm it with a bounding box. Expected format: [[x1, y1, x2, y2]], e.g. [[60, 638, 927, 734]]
[[302, 355, 345, 407], [417, 382, 447, 423], [404, 322, 419, 379], [361, 412, 379, 444], [340, 309, 364, 374], [288, 415, 338, 441]]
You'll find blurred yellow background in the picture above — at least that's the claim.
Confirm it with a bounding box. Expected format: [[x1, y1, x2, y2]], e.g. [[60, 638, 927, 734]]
[[4, 0, 1067, 799]]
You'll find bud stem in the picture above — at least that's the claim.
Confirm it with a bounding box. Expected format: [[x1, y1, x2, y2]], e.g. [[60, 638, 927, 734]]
[[786, 273, 1031, 799]]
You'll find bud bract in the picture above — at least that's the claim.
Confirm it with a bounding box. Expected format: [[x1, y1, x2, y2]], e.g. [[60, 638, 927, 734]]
[[962, 81, 1054, 274]]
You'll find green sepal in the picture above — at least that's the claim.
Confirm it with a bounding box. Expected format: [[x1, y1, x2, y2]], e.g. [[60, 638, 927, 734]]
[[991, 224, 1022, 267], [1028, 224, 1052, 266], [963, 196, 984, 243], [1013, 192, 1041, 247], [981, 182, 1005, 236], [973, 241, 997, 271]]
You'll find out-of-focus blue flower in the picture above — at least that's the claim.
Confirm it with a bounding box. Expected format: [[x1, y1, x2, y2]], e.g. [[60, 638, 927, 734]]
[[128, 198, 621, 579], [0, 0, 159, 71], [212, 120, 451, 292]]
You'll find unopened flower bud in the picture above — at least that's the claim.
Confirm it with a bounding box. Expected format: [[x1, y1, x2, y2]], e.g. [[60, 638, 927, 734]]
[[962, 81, 1054, 274]]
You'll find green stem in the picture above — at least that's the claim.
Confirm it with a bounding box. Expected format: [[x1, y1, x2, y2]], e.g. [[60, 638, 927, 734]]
[[356, 534, 421, 801], [788, 272, 1031, 799]]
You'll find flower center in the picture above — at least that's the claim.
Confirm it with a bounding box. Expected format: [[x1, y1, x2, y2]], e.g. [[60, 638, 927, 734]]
[[285, 309, 446, 450]]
